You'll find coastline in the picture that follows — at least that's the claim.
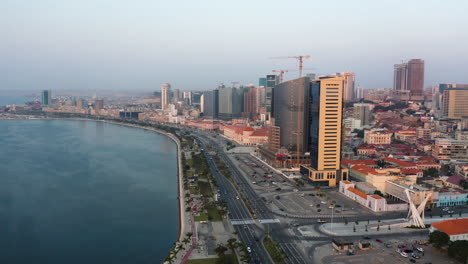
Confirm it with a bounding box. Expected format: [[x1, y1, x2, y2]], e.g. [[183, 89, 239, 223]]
[[0, 117, 187, 248]]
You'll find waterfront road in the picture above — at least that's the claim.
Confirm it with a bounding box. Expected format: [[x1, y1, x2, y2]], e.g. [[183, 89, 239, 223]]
[[196, 137, 272, 264], [194, 132, 309, 264]]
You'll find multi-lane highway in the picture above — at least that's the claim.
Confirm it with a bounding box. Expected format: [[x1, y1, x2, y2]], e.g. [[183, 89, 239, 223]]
[[194, 131, 310, 264]]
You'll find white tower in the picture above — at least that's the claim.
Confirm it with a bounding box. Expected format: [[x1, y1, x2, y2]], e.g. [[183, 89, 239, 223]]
[[161, 83, 171, 110]]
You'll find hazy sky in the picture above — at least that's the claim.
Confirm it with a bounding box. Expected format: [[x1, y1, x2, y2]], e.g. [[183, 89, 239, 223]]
[[1, 0, 467, 92]]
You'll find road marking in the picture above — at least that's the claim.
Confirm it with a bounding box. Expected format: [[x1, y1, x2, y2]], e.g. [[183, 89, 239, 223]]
[[231, 218, 281, 225]]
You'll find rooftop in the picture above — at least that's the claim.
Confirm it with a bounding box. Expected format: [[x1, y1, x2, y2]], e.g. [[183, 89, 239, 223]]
[[431, 218, 468, 235], [347, 187, 368, 199]]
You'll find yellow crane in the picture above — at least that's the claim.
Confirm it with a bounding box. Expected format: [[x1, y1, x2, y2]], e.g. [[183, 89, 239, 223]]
[[269, 55, 311, 77], [272, 68, 315, 83]]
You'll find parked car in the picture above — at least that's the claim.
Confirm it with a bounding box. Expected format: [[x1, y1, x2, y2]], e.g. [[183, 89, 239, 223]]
[[375, 239, 383, 243], [362, 236, 371, 240], [400, 252, 408, 258], [416, 247, 424, 252], [247, 246, 252, 253], [410, 259, 416, 263]]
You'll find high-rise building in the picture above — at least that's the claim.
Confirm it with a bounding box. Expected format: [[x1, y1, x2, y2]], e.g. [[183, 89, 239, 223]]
[[338, 72, 355, 102], [353, 103, 372, 127], [218, 86, 244, 120], [183, 91, 192, 105], [259, 77, 267, 87], [442, 87, 468, 119], [77, 99, 85, 109], [41, 90, 51, 105], [393, 59, 424, 96], [172, 89, 180, 104], [161, 83, 171, 110], [243, 86, 258, 119], [407, 59, 425, 96], [302, 76, 347, 187], [201, 89, 219, 119], [265, 75, 279, 119], [394, 63, 408, 92]]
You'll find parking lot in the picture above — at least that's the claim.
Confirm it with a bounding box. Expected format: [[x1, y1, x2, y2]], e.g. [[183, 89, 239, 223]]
[[230, 153, 369, 218], [316, 233, 454, 264]]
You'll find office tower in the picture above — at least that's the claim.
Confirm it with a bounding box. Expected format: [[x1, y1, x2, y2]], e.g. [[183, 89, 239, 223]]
[[256, 86, 266, 114], [302, 76, 347, 186], [243, 86, 258, 119], [41, 90, 51, 105], [94, 99, 104, 110], [202, 89, 219, 118], [265, 75, 279, 119], [259, 77, 267, 87], [393, 59, 424, 96], [393, 63, 408, 91], [407, 59, 424, 96], [161, 83, 171, 110], [337, 72, 355, 102], [200, 94, 204, 112], [172, 89, 180, 104], [442, 87, 468, 119], [183, 91, 192, 105], [218, 86, 244, 120], [353, 103, 372, 127], [439, 83, 455, 94]]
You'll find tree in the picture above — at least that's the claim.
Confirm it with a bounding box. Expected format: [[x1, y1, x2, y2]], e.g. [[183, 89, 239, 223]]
[[448, 240, 468, 263], [214, 244, 228, 258], [227, 238, 238, 254], [376, 160, 387, 168], [460, 179, 468, 190], [182, 237, 190, 245], [344, 217, 348, 225], [353, 225, 356, 232], [429, 231, 450, 249], [423, 168, 439, 178]]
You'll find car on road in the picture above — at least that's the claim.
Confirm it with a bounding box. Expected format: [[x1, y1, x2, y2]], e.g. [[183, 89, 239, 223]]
[[375, 239, 383, 243], [317, 219, 328, 223], [321, 201, 326, 204], [448, 210, 454, 214], [411, 253, 420, 259], [416, 247, 424, 252], [243, 225, 248, 230], [271, 181, 277, 185], [275, 187, 282, 191], [335, 204, 342, 207], [442, 207, 449, 211], [362, 236, 371, 239], [400, 252, 408, 258], [385, 242, 392, 248], [252, 181, 257, 184], [236, 196, 240, 200], [247, 246, 252, 253], [409, 259, 416, 263]]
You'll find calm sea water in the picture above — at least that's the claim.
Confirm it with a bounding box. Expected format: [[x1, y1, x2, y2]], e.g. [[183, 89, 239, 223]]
[[0, 120, 179, 264]]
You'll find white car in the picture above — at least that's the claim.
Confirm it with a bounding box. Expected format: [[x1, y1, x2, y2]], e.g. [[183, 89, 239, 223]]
[[247, 247, 252, 253], [236, 196, 240, 200], [400, 252, 408, 258], [416, 247, 424, 252], [443, 207, 449, 211]]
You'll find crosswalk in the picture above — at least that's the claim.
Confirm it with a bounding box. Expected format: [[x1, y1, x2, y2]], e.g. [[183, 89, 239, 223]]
[[231, 218, 281, 225]]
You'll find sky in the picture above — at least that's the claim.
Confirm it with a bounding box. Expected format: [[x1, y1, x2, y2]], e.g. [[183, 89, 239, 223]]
[[1, 0, 468, 92]]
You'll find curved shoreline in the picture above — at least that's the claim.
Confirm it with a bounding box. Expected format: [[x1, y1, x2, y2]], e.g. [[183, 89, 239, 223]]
[[0, 117, 187, 254]]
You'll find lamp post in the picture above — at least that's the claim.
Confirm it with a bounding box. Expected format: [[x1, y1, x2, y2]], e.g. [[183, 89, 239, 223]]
[[331, 206, 334, 233]]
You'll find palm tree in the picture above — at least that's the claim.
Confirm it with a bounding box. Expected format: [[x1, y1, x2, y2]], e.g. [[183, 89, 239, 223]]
[[176, 243, 185, 251], [182, 237, 190, 245], [227, 238, 238, 254], [164, 255, 174, 264]]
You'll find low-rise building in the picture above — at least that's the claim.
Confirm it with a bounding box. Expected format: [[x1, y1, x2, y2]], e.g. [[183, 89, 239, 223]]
[[222, 125, 268, 146], [430, 219, 468, 241], [339, 181, 407, 212], [433, 139, 468, 161], [364, 129, 392, 144]]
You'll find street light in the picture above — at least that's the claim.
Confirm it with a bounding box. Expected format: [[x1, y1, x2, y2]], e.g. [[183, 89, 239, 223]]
[[331, 206, 334, 233]]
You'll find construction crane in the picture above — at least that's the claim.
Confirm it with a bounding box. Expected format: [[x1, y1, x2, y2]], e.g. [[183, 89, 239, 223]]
[[272, 68, 315, 83], [269, 55, 311, 77]]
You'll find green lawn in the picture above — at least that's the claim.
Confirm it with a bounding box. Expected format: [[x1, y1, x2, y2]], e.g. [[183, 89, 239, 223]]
[[206, 203, 223, 221], [189, 185, 199, 195], [198, 181, 214, 197], [194, 212, 208, 222]]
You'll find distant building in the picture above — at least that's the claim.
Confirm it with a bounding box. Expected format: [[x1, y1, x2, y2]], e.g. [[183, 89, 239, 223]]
[[41, 90, 52, 105], [94, 99, 104, 110], [161, 83, 171, 110], [338, 72, 356, 102], [201, 89, 219, 119], [353, 103, 372, 127], [243, 86, 258, 119], [442, 86, 468, 119], [394, 59, 424, 97], [183, 91, 192, 105], [218, 86, 244, 120], [258, 77, 266, 87], [222, 125, 268, 146], [265, 75, 279, 120]]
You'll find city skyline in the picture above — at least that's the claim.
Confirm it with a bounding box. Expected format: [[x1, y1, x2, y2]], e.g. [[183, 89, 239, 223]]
[[1, 0, 468, 91]]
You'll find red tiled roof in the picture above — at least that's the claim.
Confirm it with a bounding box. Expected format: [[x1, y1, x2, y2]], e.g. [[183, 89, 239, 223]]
[[446, 175, 463, 185], [431, 219, 468, 235], [243, 126, 254, 132], [251, 127, 268, 137], [400, 168, 423, 175], [341, 159, 376, 167], [341, 180, 352, 184], [347, 187, 368, 199], [370, 195, 383, 200], [383, 157, 415, 168], [351, 164, 386, 175]]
